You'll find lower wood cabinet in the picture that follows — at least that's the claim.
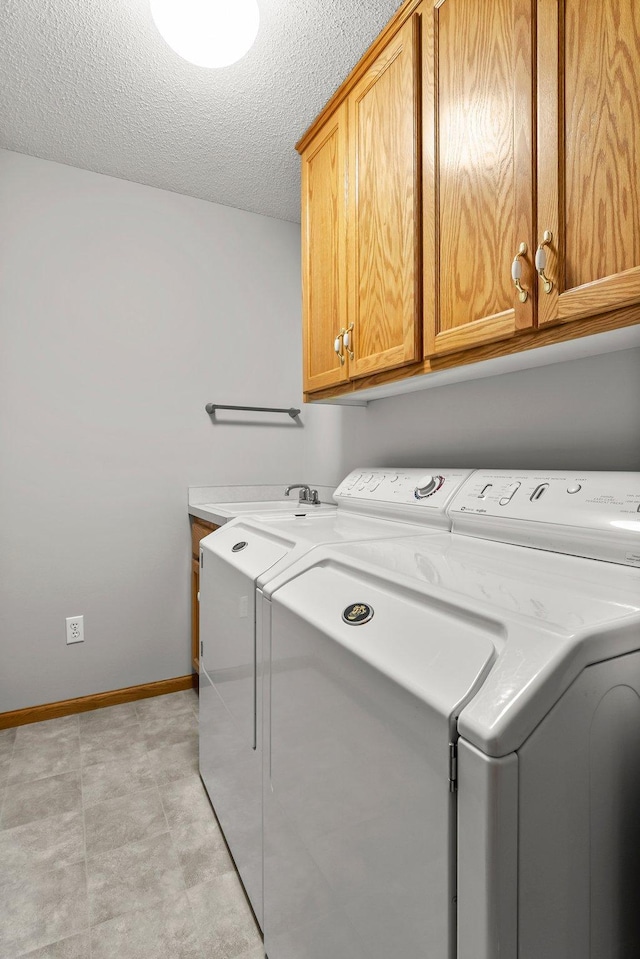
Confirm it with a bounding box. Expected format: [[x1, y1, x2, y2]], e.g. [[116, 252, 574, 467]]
[[190, 517, 219, 673]]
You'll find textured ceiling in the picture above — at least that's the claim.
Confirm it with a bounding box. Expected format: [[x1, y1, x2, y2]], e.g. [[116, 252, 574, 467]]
[[0, 0, 402, 222]]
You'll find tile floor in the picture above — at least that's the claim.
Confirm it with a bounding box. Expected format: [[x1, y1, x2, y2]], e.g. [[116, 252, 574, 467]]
[[0, 689, 264, 959]]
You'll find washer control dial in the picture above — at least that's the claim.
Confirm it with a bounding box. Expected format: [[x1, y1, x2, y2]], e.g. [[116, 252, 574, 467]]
[[414, 475, 444, 499]]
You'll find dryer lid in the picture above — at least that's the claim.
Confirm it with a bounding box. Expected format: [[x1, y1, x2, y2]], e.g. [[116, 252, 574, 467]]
[[267, 533, 640, 756], [272, 562, 499, 735]]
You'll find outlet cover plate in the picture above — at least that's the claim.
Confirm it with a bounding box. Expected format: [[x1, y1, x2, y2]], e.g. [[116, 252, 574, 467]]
[[66, 615, 84, 645]]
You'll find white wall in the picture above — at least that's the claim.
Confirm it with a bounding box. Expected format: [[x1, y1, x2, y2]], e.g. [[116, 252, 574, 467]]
[[0, 150, 326, 711], [336, 348, 640, 476]]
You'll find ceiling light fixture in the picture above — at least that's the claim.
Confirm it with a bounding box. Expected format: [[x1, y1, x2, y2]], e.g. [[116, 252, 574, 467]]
[[150, 0, 260, 69]]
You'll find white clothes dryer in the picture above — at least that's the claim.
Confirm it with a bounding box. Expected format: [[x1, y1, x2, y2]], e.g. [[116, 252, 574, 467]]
[[198, 467, 472, 925], [261, 470, 640, 959]]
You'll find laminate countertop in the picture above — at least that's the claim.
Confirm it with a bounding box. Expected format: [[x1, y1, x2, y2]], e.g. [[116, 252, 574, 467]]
[[188, 484, 337, 526]]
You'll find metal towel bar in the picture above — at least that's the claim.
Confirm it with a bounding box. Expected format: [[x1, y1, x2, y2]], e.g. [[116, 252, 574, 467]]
[[205, 403, 300, 420]]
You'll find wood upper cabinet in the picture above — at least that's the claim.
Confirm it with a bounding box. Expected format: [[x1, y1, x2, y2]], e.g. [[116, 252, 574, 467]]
[[299, 8, 423, 389], [347, 11, 423, 378], [301, 103, 349, 393], [537, 0, 640, 327], [423, 0, 535, 357], [298, 0, 640, 402]]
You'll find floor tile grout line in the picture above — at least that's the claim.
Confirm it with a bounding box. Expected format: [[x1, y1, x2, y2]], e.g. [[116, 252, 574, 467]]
[[0, 726, 20, 825], [0, 851, 88, 899], [82, 775, 158, 811], [80, 767, 93, 959], [79, 719, 144, 747], [84, 823, 175, 876], [85, 730, 198, 949], [84, 804, 171, 867], [154, 723, 211, 959], [78, 717, 141, 737], [157, 780, 189, 895], [84, 827, 180, 935], [157, 780, 208, 959], [5, 757, 83, 791], [0, 729, 19, 825], [0, 796, 84, 842], [7, 721, 82, 793], [83, 781, 161, 814]]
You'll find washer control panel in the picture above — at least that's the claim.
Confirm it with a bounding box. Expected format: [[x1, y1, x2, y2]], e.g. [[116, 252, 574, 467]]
[[334, 468, 472, 526], [449, 470, 640, 565]]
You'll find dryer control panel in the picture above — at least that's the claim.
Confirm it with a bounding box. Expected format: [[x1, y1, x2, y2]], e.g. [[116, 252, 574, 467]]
[[449, 470, 640, 566], [334, 468, 473, 527]]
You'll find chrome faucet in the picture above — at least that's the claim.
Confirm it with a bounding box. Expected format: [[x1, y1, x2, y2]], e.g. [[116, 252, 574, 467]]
[[284, 484, 320, 505]]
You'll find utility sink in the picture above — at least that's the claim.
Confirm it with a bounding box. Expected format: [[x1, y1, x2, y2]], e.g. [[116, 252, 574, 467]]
[[191, 499, 336, 526], [204, 500, 335, 515]]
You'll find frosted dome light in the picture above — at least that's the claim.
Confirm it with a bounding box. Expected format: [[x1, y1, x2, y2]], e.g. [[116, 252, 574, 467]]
[[150, 0, 260, 69]]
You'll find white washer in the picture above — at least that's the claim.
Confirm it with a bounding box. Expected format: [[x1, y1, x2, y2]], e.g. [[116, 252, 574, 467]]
[[261, 470, 640, 959], [198, 467, 472, 926]]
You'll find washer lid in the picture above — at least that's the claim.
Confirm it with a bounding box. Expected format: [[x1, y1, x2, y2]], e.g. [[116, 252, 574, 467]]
[[272, 562, 499, 735], [200, 520, 295, 578]]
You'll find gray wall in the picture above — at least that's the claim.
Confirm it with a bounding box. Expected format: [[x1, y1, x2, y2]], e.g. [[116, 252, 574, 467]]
[[0, 150, 332, 711], [1, 149, 639, 713], [337, 348, 640, 476]]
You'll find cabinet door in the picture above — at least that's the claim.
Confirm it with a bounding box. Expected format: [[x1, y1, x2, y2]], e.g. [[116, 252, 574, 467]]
[[301, 104, 350, 392], [537, 0, 640, 327], [191, 557, 200, 673], [424, 0, 535, 357], [347, 12, 422, 379]]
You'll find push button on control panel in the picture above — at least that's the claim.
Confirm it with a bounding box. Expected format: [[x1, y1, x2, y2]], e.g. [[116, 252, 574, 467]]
[[567, 484, 582, 494], [499, 482, 521, 506]]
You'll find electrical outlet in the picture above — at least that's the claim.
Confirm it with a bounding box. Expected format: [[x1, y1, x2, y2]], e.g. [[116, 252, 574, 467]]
[[66, 615, 84, 645]]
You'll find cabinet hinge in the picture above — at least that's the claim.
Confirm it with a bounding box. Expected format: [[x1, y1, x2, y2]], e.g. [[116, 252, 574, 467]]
[[449, 742, 458, 792]]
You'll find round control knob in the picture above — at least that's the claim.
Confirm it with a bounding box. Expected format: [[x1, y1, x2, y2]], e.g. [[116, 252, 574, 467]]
[[414, 475, 444, 499]]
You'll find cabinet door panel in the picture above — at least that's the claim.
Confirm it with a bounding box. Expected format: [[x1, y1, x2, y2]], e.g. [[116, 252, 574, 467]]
[[537, 0, 640, 326], [192, 557, 200, 673], [301, 106, 350, 392], [424, 0, 535, 356], [348, 13, 422, 379]]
